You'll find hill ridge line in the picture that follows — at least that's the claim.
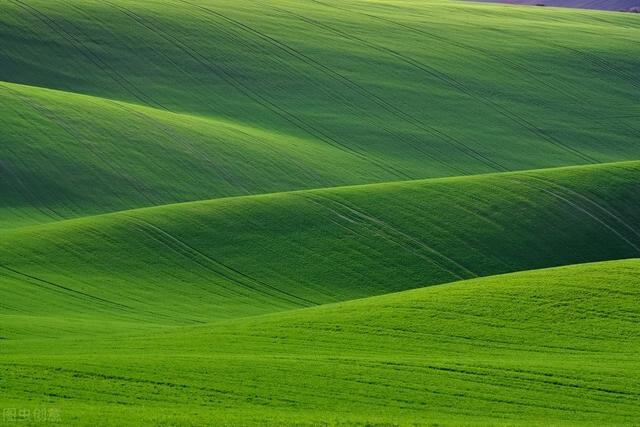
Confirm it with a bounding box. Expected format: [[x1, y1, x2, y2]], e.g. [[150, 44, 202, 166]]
[[0, 79, 307, 139], [11, 257, 638, 336], [6, 159, 639, 233], [144, 257, 640, 330]]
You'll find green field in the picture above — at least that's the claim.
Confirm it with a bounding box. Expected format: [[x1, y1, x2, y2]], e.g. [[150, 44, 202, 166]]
[[1, 0, 639, 425], [3, 260, 640, 426], [2, 0, 640, 226]]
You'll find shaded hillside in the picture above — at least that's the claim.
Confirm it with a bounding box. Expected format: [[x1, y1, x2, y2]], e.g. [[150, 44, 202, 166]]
[[2, 161, 640, 333], [1, 0, 640, 227]]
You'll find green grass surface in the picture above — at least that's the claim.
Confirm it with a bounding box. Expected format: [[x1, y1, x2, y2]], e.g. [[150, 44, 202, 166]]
[[1, 0, 639, 425], [1, 0, 640, 226], [0, 81, 392, 228], [2, 259, 639, 426], [3, 161, 640, 334]]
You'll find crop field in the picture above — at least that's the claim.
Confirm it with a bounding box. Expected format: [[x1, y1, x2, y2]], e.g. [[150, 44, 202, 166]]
[[0, 0, 639, 426]]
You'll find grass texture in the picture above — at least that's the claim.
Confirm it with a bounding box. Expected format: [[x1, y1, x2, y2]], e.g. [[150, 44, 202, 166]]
[[1, 0, 639, 425], [2, 259, 639, 426], [1, 0, 640, 226], [2, 161, 640, 332]]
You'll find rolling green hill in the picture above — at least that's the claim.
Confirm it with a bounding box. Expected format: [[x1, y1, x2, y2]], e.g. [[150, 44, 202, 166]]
[[2, 0, 640, 226], [2, 259, 639, 426], [2, 161, 640, 336], [1, 0, 639, 425], [0, 81, 388, 228]]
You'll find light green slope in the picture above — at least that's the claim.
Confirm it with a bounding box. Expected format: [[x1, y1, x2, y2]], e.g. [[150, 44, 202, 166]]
[[2, 259, 639, 426], [0, 81, 391, 228], [1, 0, 640, 226], [2, 161, 640, 334]]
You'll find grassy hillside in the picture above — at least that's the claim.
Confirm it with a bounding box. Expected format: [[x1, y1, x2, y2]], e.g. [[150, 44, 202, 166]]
[[0, 81, 389, 228], [2, 161, 640, 335], [1, 0, 639, 425], [1, 0, 640, 225], [2, 259, 639, 426]]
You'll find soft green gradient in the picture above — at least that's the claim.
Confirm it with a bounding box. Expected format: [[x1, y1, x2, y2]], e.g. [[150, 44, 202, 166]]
[[1, 0, 639, 425], [2, 161, 640, 332], [2, 260, 639, 426], [1, 0, 640, 226]]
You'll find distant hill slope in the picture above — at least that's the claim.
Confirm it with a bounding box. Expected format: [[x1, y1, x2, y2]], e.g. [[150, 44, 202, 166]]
[[0, 82, 395, 228], [3, 161, 640, 333], [3, 259, 639, 426], [474, 0, 640, 11], [1, 0, 640, 226]]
